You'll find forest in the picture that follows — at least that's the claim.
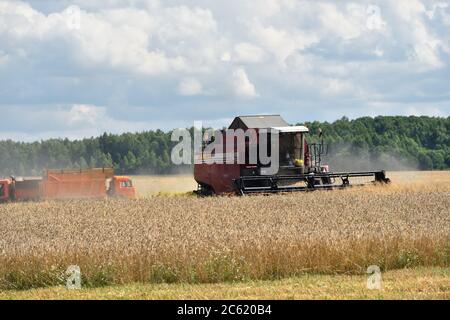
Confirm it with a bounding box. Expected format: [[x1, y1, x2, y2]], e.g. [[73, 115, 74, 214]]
[[0, 116, 448, 176]]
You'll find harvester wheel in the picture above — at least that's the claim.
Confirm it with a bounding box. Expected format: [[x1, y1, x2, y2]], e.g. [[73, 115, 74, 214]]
[[196, 184, 215, 197], [342, 176, 350, 187], [321, 176, 332, 185]]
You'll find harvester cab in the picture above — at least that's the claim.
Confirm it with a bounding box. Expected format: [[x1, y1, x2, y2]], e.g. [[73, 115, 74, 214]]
[[194, 115, 390, 196], [273, 125, 311, 174]]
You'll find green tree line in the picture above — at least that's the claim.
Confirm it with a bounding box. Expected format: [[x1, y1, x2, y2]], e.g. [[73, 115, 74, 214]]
[[0, 116, 448, 176]]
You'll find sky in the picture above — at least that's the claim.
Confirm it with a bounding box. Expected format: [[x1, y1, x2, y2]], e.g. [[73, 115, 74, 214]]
[[0, 0, 449, 141]]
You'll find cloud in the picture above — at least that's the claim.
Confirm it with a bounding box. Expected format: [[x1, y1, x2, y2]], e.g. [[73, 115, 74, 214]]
[[0, 0, 448, 140], [233, 42, 267, 64], [0, 103, 182, 141], [0, 52, 9, 66], [178, 78, 202, 96], [67, 104, 104, 126], [232, 67, 257, 98]]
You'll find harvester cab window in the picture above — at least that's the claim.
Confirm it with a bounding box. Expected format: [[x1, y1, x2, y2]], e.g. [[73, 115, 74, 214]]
[[120, 180, 133, 188], [279, 134, 295, 167], [0, 183, 4, 197]]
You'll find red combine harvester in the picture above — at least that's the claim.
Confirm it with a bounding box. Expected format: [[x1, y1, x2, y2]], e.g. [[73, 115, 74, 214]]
[[0, 168, 135, 203], [194, 115, 390, 195]]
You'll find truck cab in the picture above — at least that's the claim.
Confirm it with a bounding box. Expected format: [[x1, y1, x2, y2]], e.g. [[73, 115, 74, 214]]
[[0, 179, 11, 202], [108, 176, 136, 199]]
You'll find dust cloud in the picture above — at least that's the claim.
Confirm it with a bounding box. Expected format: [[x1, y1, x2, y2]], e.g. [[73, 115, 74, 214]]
[[322, 144, 418, 172]]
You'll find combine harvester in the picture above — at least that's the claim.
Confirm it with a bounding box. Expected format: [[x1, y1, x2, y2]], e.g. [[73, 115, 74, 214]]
[[194, 115, 390, 195], [0, 168, 135, 202]]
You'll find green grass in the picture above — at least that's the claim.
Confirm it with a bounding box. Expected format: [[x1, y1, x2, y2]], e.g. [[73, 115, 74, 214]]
[[1, 267, 448, 300]]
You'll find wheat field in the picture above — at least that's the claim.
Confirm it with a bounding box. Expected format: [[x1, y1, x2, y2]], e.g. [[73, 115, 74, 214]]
[[0, 171, 448, 290]]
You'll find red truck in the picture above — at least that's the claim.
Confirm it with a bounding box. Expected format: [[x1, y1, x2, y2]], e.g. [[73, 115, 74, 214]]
[[0, 168, 135, 202]]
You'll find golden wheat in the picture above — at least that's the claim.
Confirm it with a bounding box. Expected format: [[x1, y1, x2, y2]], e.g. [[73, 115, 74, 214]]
[[0, 171, 448, 290], [131, 175, 196, 196]]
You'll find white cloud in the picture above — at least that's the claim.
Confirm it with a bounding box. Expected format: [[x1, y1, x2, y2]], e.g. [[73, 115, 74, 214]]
[[373, 46, 384, 57], [233, 42, 266, 64], [179, 78, 202, 96], [221, 52, 231, 62], [67, 104, 103, 126], [324, 79, 354, 96], [0, 52, 9, 66], [318, 3, 366, 40], [368, 101, 448, 118], [425, 2, 448, 19], [389, 0, 445, 69], [0, 0, 448, 140], [248, 21, 319, 66], [0, 104, 153, 141], [232, 67, 257, 98], [0, 1, 218, 75]]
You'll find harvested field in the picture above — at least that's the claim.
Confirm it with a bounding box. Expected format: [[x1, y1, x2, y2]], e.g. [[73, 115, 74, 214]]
[[0, 171, 448, 290]]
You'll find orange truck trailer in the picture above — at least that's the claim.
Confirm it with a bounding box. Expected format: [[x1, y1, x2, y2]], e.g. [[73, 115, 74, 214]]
[[0, 168, 135, 202]]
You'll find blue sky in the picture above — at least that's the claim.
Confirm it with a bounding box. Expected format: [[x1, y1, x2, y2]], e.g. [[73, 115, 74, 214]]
[[0, 0, 449, 141]]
